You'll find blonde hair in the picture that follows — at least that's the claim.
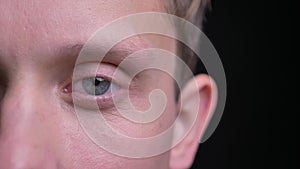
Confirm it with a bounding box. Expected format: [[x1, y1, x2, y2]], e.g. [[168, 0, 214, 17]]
[[165, 0, 211, 29], [163, 0, 211, 98], [164, 0, 211, 72]]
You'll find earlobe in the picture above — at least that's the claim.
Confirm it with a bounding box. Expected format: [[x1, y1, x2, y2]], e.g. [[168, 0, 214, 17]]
[[169, 74, 217, 169]]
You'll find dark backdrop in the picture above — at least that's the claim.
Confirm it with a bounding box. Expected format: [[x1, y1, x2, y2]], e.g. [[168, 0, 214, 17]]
[[190, 0, 293, 168]]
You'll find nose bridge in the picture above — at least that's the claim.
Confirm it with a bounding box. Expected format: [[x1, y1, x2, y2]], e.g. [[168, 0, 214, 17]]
[[1, 74, 41, 132], [0, 75, 57, 168]]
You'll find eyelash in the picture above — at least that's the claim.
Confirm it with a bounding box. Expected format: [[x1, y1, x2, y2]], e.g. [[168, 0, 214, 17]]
[[61, 75, 118, 109], [63, 75, 113, 94], [59, 63, 121, 109]]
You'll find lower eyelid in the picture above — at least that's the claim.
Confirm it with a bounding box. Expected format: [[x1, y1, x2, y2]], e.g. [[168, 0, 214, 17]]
[[71, 92, 114, 110], [71, 85, 128, 110]]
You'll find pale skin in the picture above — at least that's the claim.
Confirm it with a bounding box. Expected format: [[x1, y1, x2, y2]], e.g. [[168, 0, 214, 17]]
[[0, 0, 217, 169]]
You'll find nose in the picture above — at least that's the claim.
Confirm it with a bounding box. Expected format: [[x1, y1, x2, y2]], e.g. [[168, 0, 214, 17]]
[[0, 82, 58, 169]]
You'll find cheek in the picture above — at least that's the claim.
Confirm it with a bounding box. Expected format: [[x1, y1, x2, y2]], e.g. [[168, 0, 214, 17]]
[[43, 70, 177, 168], [44, 105, 119, 168], [107, 83, 177, 138], [46, 102, 171, 169], [45, 105, 115, 167]]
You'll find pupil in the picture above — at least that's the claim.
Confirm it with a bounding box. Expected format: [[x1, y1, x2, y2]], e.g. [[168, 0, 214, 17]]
[[82, 77, 111, 96], [94, 78, 102, 86]]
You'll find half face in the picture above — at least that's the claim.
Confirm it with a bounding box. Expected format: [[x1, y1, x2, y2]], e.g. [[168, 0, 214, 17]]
[[0, 0, 180, 168]]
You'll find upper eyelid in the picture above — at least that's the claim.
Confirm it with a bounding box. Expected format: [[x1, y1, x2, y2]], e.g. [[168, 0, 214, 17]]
[[72, 77, 114, 96], [72, 63, 115, 81], [72, 62, 132, 88], [59, 62, 115, 93]]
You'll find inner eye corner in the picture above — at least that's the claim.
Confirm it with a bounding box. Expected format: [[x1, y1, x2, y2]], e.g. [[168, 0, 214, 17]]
[[58, 77, 73, 94]]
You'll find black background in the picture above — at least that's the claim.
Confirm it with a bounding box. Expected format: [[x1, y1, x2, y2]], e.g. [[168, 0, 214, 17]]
[[191, 0, 294, 169]]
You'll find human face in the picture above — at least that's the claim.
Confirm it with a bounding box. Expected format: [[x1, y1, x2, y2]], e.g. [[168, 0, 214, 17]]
[[0, 0, 179, 168]]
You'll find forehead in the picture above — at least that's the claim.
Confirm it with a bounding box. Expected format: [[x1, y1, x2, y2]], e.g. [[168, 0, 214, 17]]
[[0, 0, 164, 63]]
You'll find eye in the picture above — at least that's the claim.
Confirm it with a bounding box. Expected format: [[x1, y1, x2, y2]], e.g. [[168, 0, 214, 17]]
[[72, 76, 117, 97], [82, 77, 111, 96], [60, 62, 128, 108]]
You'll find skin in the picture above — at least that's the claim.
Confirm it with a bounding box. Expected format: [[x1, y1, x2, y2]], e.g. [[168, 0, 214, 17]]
[[0, 0, 217, 169]]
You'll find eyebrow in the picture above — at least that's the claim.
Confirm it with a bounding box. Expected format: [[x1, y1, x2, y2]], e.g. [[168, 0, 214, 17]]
[[57, 37, 151, 66]]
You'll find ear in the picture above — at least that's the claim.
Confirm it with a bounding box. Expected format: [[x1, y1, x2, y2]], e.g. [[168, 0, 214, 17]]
[[169, 74, 218, 169]]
